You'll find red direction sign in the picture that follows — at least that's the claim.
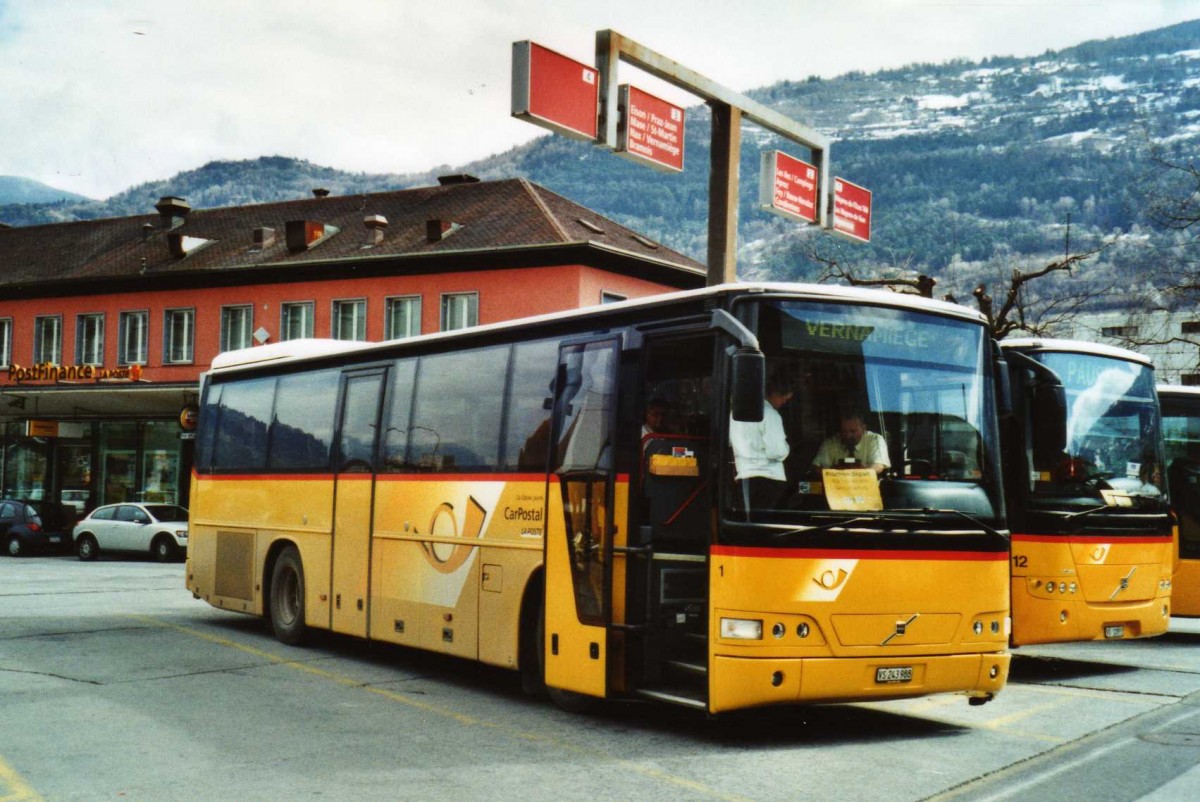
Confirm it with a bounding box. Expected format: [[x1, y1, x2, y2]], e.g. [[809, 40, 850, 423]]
[[616, 85, 685, 172], [831, 178, 873, 243], [511, 41, 598, 141], [759, 150, 819, 224]]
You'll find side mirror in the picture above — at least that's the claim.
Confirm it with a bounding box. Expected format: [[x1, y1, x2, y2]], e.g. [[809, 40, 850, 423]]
[[730, 348, 765, 422], [1031, 381, 1068, 462]]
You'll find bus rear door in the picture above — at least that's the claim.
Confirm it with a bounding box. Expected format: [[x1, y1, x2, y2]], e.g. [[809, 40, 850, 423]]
[[331, 368, 387, 638]]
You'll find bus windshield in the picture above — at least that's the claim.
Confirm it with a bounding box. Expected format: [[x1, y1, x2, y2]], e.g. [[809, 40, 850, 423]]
[[1030, 352, 1166, 505], [723, 298, 1002, 531]]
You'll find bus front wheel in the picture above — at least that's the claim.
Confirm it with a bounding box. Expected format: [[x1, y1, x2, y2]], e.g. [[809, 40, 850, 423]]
[[270, 545, 307, 646]]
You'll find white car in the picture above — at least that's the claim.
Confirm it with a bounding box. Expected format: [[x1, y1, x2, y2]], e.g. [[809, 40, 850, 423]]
[[73, 503, 189, 562]]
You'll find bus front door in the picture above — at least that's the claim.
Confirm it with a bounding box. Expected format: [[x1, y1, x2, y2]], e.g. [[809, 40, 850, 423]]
[[544, 338, 620, 699], [331, 369, 386, 638]]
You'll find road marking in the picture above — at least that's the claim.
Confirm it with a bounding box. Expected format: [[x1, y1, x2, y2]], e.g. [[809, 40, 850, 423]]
[[0, 755, 44, 802], [131, 615, 756, 802]]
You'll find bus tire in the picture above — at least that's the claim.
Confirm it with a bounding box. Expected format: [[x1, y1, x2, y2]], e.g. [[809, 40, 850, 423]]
[[270, 545, 307, 646], [520, 577, 546, 696]]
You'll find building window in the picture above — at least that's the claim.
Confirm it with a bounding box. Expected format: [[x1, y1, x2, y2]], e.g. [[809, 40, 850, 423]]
[[0, 319, 12, 368], [1183, 374, 1200, 387], [440, 292, 478, 332], [1101, 325, 1138, 338], [332, 299, 367, 341], [118, 311, 149, 365], [1183, 321, 1200, 335], [220, 305, 253, 352], [600, 291, 627, 304], [34, 316, 62, 364], [76, 313, 105, 366], [281, 302, 314, 341], [164, 308, 195, 364], [385, 296, 421, 340]]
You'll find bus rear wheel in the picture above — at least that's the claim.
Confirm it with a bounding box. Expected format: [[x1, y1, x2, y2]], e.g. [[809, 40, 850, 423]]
[[270, 545, 307, 646]]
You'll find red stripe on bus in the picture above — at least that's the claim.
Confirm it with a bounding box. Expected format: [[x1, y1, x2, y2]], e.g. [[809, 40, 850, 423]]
[[196, 473, 333, 482], [1011, 533, 1172, 545], [710, 545, 1007, 561], [195, 472, 632, 483]]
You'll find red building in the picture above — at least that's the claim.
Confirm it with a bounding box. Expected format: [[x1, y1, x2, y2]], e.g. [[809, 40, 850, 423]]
[[0, 176, 703, 515]]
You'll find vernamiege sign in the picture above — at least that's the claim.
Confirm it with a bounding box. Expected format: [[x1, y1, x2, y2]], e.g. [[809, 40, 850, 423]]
[[616, 85, 685, 172]]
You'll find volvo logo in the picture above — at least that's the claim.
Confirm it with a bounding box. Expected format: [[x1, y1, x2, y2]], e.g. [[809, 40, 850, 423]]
[[881, 614, 919, 646], [1109, 567, 1137, 600]]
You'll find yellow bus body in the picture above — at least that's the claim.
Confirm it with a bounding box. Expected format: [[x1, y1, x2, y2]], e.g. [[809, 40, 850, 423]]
[[188, 469, 1010, 710], [1010, 533, 1172, 646]]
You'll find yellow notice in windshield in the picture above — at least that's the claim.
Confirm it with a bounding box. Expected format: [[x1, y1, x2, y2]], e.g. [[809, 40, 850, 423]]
[[822, 468, 883, 511]]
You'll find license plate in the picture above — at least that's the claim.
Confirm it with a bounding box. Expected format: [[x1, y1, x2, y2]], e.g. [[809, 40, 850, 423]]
[[1104, 625, 1125, 639], [49, 535, 62, 543], [876, 666, 913, 684]]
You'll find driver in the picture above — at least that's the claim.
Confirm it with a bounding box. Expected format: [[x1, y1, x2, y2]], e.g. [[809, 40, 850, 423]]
[[812, 409, 891, 476]]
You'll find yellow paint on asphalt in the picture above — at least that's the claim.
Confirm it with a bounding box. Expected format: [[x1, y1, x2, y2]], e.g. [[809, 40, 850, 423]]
[[0, 755, 44, 802], [131, 615, 755, 802]]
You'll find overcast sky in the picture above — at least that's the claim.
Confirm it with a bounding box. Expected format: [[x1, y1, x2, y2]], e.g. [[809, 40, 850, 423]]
[[2, 0, 1198, 200]]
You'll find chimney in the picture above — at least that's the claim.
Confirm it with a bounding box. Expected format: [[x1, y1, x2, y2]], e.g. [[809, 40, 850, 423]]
[[154, 196, 190, 229], [426, 218, 460, 242], [436, 174, 480, 186], [312, 188, 330, 198], [363, 214, 388, 247], [253, 226, 276, 249]]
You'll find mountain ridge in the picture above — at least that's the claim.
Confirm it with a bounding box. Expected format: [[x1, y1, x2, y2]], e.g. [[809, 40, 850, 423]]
[[3, 19, 1198, 314]]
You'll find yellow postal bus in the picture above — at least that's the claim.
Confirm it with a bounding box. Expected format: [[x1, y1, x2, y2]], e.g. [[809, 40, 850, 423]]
[[1157, 384, 1200, 616], [187, 283, 1010, 713], [1000, 340, 1172, 646]]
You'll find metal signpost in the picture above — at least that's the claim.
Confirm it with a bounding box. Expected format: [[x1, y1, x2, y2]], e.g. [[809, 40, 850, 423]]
[[513, 29, 867, 286]]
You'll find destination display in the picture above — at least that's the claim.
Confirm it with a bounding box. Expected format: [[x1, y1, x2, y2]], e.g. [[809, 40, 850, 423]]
[[511, 41, 598, 141], [758, 150, 819, 224], [616, 85, 685, 172]]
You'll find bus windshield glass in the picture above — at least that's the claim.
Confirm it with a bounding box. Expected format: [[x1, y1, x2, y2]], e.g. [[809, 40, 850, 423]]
[[724, 298, 1002, 530], [1030, 352, 1166, 504]]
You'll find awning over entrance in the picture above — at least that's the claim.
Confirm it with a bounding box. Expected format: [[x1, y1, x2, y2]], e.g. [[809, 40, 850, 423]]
[[0, 383, 198, 423]]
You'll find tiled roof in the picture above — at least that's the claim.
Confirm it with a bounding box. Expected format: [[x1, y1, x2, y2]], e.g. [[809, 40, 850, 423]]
[[0, 178, 704, 293]]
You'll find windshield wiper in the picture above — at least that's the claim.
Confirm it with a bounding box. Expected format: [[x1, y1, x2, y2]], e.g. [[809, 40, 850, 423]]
[[771, 508, 1002, 540], [887, 507, 1005, 539]]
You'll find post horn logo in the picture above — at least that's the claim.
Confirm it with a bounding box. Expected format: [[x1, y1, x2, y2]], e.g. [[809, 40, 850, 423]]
[[814, 568, 849, 591], [419, 496, 487, 574]]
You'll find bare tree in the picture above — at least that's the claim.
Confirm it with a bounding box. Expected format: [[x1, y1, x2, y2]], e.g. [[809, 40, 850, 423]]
[[797, 231, 1110, 339]]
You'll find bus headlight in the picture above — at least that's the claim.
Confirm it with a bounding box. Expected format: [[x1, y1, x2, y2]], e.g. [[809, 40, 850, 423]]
[[720, 618, 763, 640]]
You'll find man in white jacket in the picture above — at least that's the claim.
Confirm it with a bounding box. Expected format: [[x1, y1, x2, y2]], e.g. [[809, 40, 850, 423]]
[[730, 377, 794, 512]]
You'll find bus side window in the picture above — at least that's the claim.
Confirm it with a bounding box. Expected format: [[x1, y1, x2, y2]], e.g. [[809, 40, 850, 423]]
[[503, 338, 559, 472], [409, 347, 510, 472], [382, 359, 416, 472]]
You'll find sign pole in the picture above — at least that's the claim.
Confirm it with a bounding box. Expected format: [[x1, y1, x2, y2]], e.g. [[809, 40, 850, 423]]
[[708, 103, 741, 285]]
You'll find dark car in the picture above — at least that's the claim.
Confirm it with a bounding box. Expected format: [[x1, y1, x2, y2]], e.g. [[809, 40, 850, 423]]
[[1, 499, 70, 556]]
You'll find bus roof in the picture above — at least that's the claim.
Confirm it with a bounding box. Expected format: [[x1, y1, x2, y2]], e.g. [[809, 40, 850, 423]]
[[1002, 337, 1154, 368], [1157, 384, 1200, 398], [207, 281, 989, 377]]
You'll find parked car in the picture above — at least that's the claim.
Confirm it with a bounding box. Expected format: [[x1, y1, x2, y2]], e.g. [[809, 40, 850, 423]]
[[1, 499, 70, 556], [73, 503, 189, 562], [60, 489, 90, 516]]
